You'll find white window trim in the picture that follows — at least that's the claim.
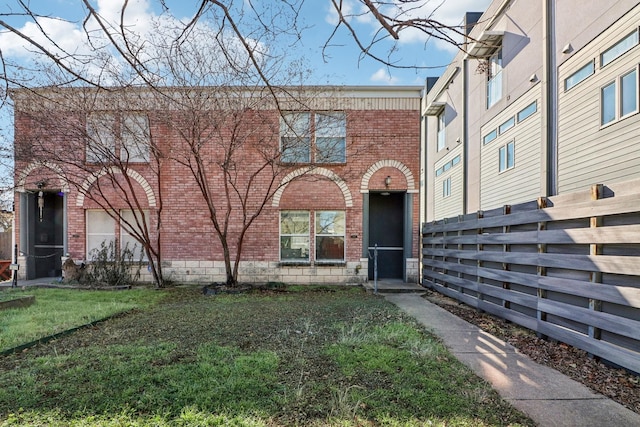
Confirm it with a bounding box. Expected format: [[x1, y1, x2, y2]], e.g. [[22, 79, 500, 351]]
[[498, 140, 515, 173], [279, 210, 310, 262], [442, 176, 452, 198], [315, 210, 346, 263], [600, 66, 639, 128]]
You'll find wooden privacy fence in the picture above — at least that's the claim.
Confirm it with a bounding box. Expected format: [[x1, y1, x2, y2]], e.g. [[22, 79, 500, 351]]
[[422, 184, 640, 374]]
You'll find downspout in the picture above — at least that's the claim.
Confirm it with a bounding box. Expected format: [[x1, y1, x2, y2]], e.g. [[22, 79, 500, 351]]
[[544, 0, 558, 196], [462, 57, 468, 215]]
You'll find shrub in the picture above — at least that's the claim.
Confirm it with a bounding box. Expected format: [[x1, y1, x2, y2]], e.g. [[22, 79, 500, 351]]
[[83, 240, 142, 287]]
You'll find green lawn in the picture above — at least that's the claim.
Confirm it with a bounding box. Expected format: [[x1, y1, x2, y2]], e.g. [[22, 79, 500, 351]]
[[0, 287, 166, 352], [0, 286, 534, 426]]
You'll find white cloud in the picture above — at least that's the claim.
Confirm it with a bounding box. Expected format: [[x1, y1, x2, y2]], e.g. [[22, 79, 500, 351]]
[[370, 68, 400, 84], [325, 0, 373, 26]]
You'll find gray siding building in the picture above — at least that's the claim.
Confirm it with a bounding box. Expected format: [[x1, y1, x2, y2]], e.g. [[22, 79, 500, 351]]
[[422, 0, 640, 222]]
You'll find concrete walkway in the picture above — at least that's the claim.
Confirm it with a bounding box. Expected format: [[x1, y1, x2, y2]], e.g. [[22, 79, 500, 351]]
[[383, 292, 640, 427]]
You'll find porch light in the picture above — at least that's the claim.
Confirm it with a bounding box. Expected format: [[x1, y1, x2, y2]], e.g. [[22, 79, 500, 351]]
[[37, 181, 45, 222], [385, 176, 391, 188]]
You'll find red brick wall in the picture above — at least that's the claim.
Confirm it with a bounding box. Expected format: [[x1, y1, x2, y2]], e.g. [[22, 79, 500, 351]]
[[14, 98, 421, 281]]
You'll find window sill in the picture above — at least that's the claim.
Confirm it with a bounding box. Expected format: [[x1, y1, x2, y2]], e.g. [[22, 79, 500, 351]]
[[278, 261, 346, 267]]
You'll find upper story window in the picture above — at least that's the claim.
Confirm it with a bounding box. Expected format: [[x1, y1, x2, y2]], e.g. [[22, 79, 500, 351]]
[[565, 60, 595, 91], [517, 101, 537, 123], [601, 29, 639, 67], [436, 111, 446, 151], [86, 113, 116, 163], [280, 111, 346, 164], [601, 67, 638, 126], [86, 112, 150, 163], [487, 49, 503, 108]]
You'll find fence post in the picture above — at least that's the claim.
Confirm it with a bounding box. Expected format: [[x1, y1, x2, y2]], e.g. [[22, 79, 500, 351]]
[[589, 184, 604, 344], [502, 205, 511, 310], [536, 197, 548, 339], [476, 210, 484, 312]]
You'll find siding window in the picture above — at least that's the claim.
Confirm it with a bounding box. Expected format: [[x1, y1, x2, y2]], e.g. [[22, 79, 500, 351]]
[[280, 211, 310, 261], [565, 60, 595, 91], [315, 112, 346, 163], [442, 177, 452, 198], [86, 113, 116, 163], [621, 69, 638, 117], [498, 117, 515, 134], [499, 141, 515, 172], [601, 68, 639, 126], [601, 30, 639, 67], [482, 129, 497, 145], [315, 211, 345, 262], [436, 111, 446, 151], [517, 101, 537, 122], [121, 113, 150, 162], [601, 81, 617, 125], [487, 49, 503, 108]]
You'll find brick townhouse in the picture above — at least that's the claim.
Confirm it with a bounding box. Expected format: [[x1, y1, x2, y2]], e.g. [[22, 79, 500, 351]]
[[12, 86, 422, 285]]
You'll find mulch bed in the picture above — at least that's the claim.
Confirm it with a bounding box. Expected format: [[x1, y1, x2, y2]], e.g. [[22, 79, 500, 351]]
[[421, 289, 640, 414]]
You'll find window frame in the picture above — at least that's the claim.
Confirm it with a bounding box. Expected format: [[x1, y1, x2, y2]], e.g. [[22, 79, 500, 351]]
[[120, 113, 151, 163], [86, 209, 116, 260], [498, 116, 515, 135], [482, 129, 497, 145], [565, 60, 595, 91], [498, 140, 515, 173], [600, 66, 639, 127], [601, 29, 639, 68], [280, 111, 347, 164], [120, 209, 149, 261], [315, 112, 346, 164], [517, 101, 537, 123], [436, 110, 446, 151], [279, 210, 310, 262], [315, 211, 346, 263], [487, 49, 503, 108], [442, 176, 452, 198], [86, 113, 117, 163]]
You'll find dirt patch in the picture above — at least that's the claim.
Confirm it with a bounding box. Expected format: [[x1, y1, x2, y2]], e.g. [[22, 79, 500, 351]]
[[422, 289, 640, 414]]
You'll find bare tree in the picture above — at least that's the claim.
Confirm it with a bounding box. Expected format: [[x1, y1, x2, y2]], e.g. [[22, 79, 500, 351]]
[[325, 0, 491, 69]]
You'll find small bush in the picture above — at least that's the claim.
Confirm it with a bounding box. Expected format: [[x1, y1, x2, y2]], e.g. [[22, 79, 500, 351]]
[[83, 240, 142, 287]]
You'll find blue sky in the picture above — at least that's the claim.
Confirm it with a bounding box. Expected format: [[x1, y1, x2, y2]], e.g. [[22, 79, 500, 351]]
[[0, 0, 493, 87]]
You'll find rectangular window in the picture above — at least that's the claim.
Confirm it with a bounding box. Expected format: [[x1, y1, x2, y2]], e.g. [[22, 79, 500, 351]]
[[601, 30, 639, 67], [86, 210, 116, 259], [565, 60, 595, 91], [483, 129, 497, 145], [436, 111, 446, 151], [451, 155, 461, 167], [487, 49, 503, 108], [120, 210, 148, 261], [315, 211, 345, 262], [601, 81, 617, 125], [280, 211, 310, 261], [315, 112, 346, 163], [435, 166, 444, 177], [121, 113, 150, 162], [499, 141, 515, 172], [498, 117, 515, 134], [621, 69, 638, 117], [86, 113, 116, 163], [280, 113, 311, 163], [517, 101, 537, 122], [442, 177, 451, 198]]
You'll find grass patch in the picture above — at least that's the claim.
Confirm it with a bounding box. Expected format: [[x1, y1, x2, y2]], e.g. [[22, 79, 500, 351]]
[[0, 287, 534, 426], [0, 287, 166, 352]]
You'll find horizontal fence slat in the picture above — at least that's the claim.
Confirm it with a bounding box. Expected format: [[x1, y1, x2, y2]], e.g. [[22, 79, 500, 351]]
[[538, 299, 640, 341], [423, 225, 640, 245], [423, 248, 640, 275], [539, 276, 640, 309], [422, 186, 640, 373]]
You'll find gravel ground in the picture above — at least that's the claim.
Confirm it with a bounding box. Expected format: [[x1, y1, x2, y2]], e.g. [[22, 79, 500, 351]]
[[421, 289, 640, 414]]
